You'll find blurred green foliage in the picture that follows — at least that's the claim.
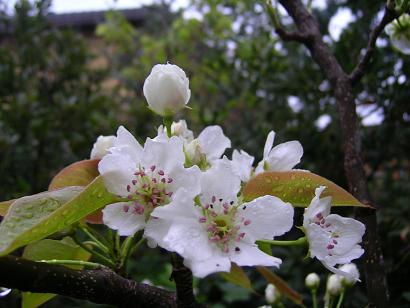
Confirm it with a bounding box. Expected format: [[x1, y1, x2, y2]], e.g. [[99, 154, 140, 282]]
[[0, 0, 409, 307]]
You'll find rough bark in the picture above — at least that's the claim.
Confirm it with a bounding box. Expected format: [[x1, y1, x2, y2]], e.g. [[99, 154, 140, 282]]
[[171, 253, 198, 308], [0, 255, 177, 308], [276, 1, 391, 306]]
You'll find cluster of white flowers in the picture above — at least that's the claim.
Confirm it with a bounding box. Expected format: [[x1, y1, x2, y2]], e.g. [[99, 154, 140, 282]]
[[92, 63, 366, 279]]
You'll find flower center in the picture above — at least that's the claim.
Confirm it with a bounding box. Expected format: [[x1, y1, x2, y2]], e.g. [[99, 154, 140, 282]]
[[123, 165, 173, 218], [198, 196, 251, 253], [314, 212, 339, 257]]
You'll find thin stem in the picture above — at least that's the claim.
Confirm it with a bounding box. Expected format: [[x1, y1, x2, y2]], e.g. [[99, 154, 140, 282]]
[[257, 236, 307, 246], [39, 259, 106, 269], [163, 116, 173, 138], [311, 289, 318, 308], [335, 290, 345, 308], [80, 226, 110, 254], [72, 236, 116, 268]]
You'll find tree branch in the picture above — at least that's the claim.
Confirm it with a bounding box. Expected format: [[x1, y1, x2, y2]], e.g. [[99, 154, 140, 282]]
[[0, 255, 177, 307], [275, 28, 310, 43], [276, 1, 389, 307], [171, 253, 198, 308], [349, 6, 398, 85]]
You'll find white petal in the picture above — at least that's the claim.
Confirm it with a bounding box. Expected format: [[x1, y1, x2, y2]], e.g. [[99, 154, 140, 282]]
[[151, 188, 200, 222], [98, 153, 136, 196], [231, 150, 254, 182], [90, 135, 115, 160], [322, 261, 361, 282], [265, 141, 303, 171], [197, 126, 231, 160], [110, 126, 143, 162], [200, 159, 241, 207], [239, 196, 294, 242], [229, 242, 282, 268], [303, 186, 331, 227], [324, 214, 365, 254], [263, 131, 275, 158], [141, 137, 185, 173], [162, 222, 215, 262], [184, 252, 231, 278], [102, 202, 145, 236], [144, 217, 172, 248], [306, 223, 333, 260], [167, 165, 201, 198]]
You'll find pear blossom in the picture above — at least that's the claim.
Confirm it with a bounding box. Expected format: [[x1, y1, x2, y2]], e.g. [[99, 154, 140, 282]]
[[99, 126, 201, 240], [150, 160, 294, 278], [338, 263, 360, 286], [143, 63, 191, 116], [156, 122, 231, 169], [230, 149, 254, 182], [303, 186, 365, 280], [90, 135, 115, 159], [305, 272, 320, 289], [255, 130, 303, 175], [265, 283, 281, 304], [326, 274, 343, 296], [386, 14, 410, 55]]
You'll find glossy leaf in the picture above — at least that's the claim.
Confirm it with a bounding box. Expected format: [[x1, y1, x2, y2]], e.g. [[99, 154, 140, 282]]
[[0, 176, 118, 256], [220, 263, 253, 291], [22, 237, 91, 308], [48, 159, 103, 224], [243, 171, 371, 208], [0, 200, 13, 216], [257, 266, 303, 306], [48, 159, 100, 190]]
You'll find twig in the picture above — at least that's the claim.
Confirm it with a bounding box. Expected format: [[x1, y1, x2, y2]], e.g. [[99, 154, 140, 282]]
[[349, 6, 398, 85]]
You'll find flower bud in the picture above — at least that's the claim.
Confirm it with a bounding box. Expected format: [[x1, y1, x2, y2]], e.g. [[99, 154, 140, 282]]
[[143, 63, 191, 116], [326, 274, 343, 296], [171, 120, 194, 141], [386, 14, 410, 55], [339, 263, 360, 286], [265, 283, 280, 304], [305, 273, 320, 290], [90, 135, 115, 159]]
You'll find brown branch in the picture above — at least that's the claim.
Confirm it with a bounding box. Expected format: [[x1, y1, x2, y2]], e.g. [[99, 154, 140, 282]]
[[0, 255, 177, 307], [275, 28, 310, 42], [349, 6, 398, 85], [171, 253, 198, 308], [276, 1, 388, 307]]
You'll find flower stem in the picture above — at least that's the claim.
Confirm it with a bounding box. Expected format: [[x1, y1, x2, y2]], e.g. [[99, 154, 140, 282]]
[[335, 290, 345, 308], [38, 259, 106, 269], [257, 236, 307, 246], [311, 289, 318, 308], [72, 235, 115, 268], [79, 225, 110, 254], [163, 116, 173, 138]]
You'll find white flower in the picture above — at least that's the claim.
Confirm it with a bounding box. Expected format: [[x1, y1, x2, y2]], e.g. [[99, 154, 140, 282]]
[[98, 126, 201, 241], [265, 283, 281, 304], [184, 125, 231, 168], [90, 135, 115, 159], [151, 160, 294, 278], [305, 273, 320, 289], [143, 63, 191, 116], [230, 149, 254, 182], [156, 120, 194, 142], [303, 186, 365, 280], [338, 263, 360, 286], [255, 130, 303, 174], [326, 274, 343, 296], [386, 14, 410, 55]]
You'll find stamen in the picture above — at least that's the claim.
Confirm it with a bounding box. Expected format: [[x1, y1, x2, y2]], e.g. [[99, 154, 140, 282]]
[[244, 219, 251, 226], [158, 170, 165, 176]]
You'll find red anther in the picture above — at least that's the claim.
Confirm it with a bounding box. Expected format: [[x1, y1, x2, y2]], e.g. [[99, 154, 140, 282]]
[[212, 196, 216, 203], [126, 185, 131, 192], [132, 180, 138, 185], [123, 205, 129, 213], [158, 170, 165, 176], [244, 219, 251, 226], [199, 217, 206, 223], [327, 244, 334, 249], [161, 178, 166, 183], [150, 165, 156, 171], [167, 178, 173, 183]]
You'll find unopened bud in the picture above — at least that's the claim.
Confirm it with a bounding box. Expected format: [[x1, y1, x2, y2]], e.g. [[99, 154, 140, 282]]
[[305, 273, 320, 290]]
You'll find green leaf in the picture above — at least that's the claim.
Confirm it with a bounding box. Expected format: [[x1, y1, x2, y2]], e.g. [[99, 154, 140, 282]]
[[0, 176, 117, 256], [257, 266, 303, 306], [220, 263, 253, 291], [243, 171, 372, 208], [48, 159, 103, 224], [49, 159, 100, 190], [0, 199, 14, 216], [22, 237, 91, 308]]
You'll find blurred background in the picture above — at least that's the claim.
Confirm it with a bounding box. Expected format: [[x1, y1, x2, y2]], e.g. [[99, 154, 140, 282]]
[[0, 0, 409, 307]]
